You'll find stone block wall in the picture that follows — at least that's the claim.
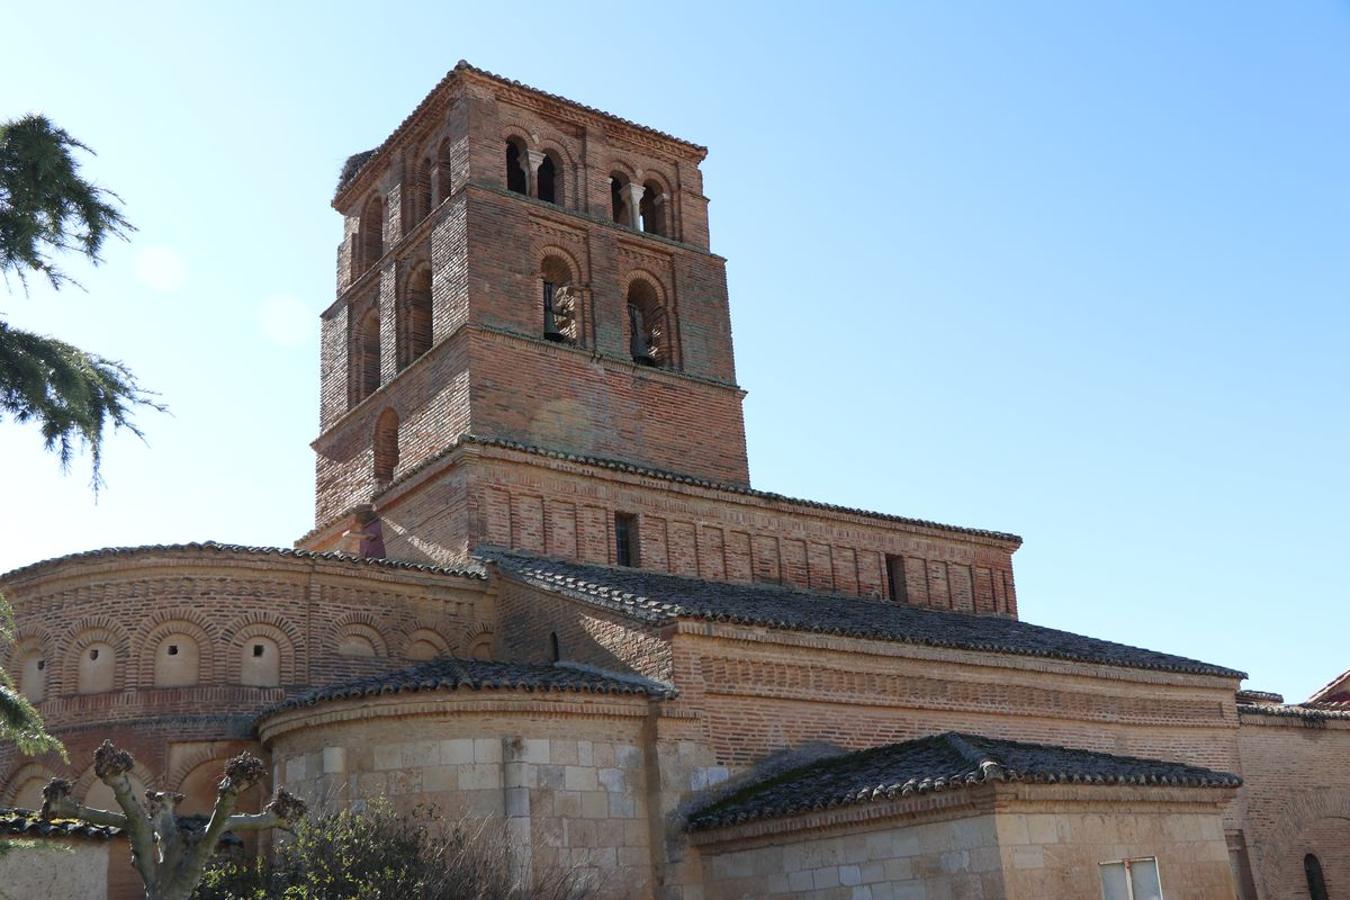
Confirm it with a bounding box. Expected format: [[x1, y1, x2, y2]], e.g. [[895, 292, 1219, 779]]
[[263, 696, 655, 898], [695, 788, 1236, 900], [0, 837, 110, 900], [699, 812, 1002, 900]]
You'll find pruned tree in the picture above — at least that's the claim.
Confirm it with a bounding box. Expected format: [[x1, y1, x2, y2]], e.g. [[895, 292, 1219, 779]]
[[40, 740, 306, 900]]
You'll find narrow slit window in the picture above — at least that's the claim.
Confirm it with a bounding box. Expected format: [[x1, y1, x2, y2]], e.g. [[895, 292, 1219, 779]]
[[885, 555, 908, 603], [549, 632, 561, 663], [615, 513, 638, 567]]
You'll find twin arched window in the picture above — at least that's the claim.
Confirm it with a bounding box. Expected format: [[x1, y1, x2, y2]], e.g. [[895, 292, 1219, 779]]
[[610, 174, 670, 237], [504, 139, 565, 206]]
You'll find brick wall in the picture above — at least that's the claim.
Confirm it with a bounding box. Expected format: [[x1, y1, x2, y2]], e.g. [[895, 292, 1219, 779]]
[[1236, 714, 1350, 899], [371, 448, 1017, 613], [495, 579, 674, 683], [0, 549, 488, 803]]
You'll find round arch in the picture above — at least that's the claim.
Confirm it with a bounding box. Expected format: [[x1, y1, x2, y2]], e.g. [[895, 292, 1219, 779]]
[[1259, 788, 1350, 898]]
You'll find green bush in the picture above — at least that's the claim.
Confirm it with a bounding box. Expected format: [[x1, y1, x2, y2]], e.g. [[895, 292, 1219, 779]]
[[194, 802, 592, 900]]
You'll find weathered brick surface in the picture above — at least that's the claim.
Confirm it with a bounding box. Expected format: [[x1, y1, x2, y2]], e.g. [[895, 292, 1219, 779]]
[[0, 549, 488, 802], [1235, 714, 1350, 899], [361, 448, 1020, 614]]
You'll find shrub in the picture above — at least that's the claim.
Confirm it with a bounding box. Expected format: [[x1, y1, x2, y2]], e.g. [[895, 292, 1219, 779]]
[[194, 801, 593, 900]]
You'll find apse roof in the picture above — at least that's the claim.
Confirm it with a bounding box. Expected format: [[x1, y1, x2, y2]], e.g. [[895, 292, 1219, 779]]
[[487, 550, 1245, 679], [686, 731, 1241, 831], [262, 656, 672, 718], [0, 540, 487, 584]]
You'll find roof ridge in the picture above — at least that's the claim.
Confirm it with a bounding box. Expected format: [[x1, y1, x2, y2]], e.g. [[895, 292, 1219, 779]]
[[941, 732, 1008, 783]]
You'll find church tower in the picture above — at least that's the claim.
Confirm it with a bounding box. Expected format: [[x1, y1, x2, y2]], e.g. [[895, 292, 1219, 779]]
[[305, 62, 750, 561], [303, 64, 1019, 620]]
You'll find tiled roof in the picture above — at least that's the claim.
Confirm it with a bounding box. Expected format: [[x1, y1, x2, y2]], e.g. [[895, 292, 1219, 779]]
[[686, 732, 1241, 831], [336, 61, 705, 196], [487, 551, 1245, 679], [1238, 700, 1350, 722], [0, 808, 120, 840], [1308, 667, 1350, 703], [1235, 689, 1284, 704], [0, 541, 486, 584], [262, 657, 672, 718]]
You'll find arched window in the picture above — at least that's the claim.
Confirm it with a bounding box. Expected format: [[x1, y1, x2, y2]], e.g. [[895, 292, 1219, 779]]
[[241, 637, 281, 688], [400, 266, 433, 367], [358, 195, 384, 273], [354, 310, 381, 403], [374, 408, 399, 485], [540, 256, 578, 344], [548, 632, 561, 663], [626, 279, 672, 368], [1305, 854, 1329, 900], [435, 138, 453, 205], [77, 643, 115, 694], [154, 634, 200, 688], [505, 138, 528, 195], [537, 152, 562, 205], [18, 651, 46, 703], [640, 181, 666, 236], [610, 173, 630, 225]]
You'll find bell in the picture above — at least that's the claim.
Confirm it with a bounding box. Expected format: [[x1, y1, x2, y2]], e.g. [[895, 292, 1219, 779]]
[[628, 304, 656, 365], [543, 282, 566, 343]]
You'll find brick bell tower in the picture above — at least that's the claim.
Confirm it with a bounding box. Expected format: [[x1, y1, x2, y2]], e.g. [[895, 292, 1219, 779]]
[[302, 63, 748, 563]]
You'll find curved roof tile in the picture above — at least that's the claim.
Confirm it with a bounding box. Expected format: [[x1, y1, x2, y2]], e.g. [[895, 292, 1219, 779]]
[[487, 550, 1244, 679], [687, 732, 1240, 831]]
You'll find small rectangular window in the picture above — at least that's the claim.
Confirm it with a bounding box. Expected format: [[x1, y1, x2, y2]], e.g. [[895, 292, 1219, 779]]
[[253, 644, 265, 657], [885, 554, 908, 603], [1100, 858, 1163, 900], [615, 513, 639, 567]]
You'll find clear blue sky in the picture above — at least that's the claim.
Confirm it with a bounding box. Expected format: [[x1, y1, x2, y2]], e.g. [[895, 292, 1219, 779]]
[[3, 2, 1347, 701]]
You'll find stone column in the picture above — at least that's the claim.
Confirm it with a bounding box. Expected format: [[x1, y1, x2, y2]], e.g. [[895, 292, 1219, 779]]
[[527, 150, 548, 200], [623, 181, 645, 229], [503, 736, 534, 888]]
